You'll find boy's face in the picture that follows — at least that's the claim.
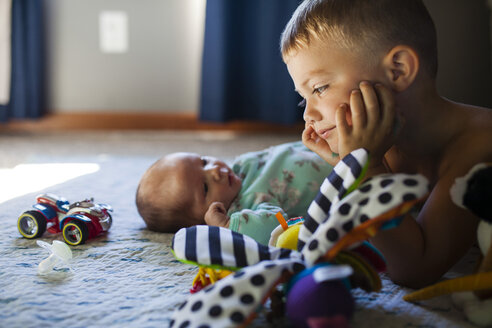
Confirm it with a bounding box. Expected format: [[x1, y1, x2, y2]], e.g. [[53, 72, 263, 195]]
[[285, 38, 386, 154], [158, 153, 242, 223]]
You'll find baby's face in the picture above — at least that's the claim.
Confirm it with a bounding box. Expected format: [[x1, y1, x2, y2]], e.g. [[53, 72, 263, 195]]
[[285, 38, 386, 154], [160, 153, 242, 223]]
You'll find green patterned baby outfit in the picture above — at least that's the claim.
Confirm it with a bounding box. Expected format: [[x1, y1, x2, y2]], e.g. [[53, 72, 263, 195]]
[[228, 141, 333, 245]]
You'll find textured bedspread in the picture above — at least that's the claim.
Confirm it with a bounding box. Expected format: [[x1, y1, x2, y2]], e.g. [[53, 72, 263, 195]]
[[0, 154, 482, 328]]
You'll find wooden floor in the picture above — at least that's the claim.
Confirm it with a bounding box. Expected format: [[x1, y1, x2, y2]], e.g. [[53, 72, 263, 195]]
[[0, 112, 304, 134]]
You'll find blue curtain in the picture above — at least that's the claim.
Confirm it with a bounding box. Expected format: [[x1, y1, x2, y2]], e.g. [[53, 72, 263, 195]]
[[199, 0, 302, 125], [0, 0, 44, 122]]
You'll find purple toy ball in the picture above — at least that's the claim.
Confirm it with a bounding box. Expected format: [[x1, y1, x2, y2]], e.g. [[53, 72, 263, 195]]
[[286, 268, 354, 328]]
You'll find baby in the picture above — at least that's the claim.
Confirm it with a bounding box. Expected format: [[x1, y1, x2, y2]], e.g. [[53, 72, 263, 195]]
[[135, 141, 333, 244]]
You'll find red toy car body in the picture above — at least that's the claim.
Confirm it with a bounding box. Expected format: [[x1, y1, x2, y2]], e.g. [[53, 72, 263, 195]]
[[17, 193, 113, 245]]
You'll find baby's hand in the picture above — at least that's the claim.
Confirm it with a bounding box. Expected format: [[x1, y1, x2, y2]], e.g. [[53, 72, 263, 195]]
[[204, 202, 230, 228], [302, 123, 340, 166], [337, 82, 398, 167]]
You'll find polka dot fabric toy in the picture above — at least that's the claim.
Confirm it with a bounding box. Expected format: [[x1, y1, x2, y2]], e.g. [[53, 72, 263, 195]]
[[302, 172, 429, 266], [170, 258, 306, 327], [170, 148, 430, 327]]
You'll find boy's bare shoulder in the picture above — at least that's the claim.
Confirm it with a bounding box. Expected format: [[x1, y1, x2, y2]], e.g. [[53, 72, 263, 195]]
[[441, 106, 492, 177], [458, 105, 492, 157]]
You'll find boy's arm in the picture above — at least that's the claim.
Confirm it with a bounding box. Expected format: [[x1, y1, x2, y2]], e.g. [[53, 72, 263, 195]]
[[370, 161, 480, 288], [229, 203, 287, 245]]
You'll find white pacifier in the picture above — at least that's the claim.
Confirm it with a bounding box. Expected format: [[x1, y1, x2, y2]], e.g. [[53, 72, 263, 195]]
[[37, 240, 73, 274]]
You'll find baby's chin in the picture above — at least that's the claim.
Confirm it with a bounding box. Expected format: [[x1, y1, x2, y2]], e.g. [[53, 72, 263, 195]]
[[231, 174, 242, 193], [226, 190, 241, 208]]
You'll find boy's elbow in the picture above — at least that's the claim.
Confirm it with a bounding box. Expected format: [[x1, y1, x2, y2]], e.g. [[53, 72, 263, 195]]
[[389, 274, 436, 290], [385, 265, 445, 289]]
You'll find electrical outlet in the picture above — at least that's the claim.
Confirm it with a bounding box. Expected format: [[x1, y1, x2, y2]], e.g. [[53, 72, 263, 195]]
[[99, 11, 128, 53]]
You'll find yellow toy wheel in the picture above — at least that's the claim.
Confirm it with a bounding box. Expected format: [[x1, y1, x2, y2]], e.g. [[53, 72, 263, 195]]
[[62, 221, 88, 246], [17, 211, 46, 239]]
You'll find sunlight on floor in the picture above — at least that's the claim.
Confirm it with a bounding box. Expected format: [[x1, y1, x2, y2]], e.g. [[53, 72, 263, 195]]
[[0, 163, 100, 204]]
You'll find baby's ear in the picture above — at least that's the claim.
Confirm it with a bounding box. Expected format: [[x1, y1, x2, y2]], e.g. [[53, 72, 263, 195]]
[[383, 45, 419, 92]]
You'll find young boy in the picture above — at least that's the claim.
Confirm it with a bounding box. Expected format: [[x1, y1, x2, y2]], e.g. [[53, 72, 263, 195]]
[[281, 0, 492, 288], [135, 141, 333, 245]]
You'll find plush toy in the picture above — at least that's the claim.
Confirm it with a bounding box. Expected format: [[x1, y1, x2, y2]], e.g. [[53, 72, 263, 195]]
[[189, 267, 234, 293], [271, 211, 387, 290], [403, 163, 492, 327], [169, 148, 429, 328], [285, 263, 355, 328], [269, 213, 388, 326], [269, 213, 304, 250]]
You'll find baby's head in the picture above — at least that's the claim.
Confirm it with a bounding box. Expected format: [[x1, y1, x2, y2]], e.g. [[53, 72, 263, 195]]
[[280, 0, 437, 78], [136, 152, 242, 233]]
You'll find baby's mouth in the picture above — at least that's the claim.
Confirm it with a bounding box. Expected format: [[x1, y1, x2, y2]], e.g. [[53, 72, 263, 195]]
[[227, 170, 237, 186]]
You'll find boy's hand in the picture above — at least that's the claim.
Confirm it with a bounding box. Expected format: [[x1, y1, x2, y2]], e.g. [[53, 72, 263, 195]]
[[302, 123, 340, 166], [337, 82, 398, 167], [204, 202, 230, 228]]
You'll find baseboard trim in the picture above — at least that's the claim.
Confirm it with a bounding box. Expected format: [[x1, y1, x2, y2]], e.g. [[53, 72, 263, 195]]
[[0, 112, 304, 133]]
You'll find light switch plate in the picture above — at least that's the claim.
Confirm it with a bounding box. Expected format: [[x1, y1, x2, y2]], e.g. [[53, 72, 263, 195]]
[[99, 11, 128, 53]]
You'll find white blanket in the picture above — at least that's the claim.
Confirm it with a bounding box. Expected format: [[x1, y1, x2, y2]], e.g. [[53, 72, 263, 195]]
[[0, 154, 482, 327]]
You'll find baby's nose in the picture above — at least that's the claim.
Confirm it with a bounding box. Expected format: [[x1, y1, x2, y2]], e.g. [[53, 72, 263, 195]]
[[212, 166, 228, 180], [216, 167, 228, 180]]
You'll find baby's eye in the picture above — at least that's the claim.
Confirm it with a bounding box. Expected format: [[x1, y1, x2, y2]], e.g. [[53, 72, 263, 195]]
[[203, 183, 208, 195], [298, 99, 306, 108], [201, 158, 208, 166], [313, 85, 328, 95]]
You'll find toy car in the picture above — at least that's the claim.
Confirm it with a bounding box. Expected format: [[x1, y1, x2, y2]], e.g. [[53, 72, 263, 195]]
[[17, 193, 113, 246]]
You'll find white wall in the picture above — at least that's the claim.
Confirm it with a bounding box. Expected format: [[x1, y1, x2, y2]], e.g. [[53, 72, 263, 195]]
[[45, 0, 206, 113], [44, 0, 491, 114]]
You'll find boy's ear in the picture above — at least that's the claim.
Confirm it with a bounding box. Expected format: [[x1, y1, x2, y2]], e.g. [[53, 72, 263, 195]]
[[383, 45, 419, 92]]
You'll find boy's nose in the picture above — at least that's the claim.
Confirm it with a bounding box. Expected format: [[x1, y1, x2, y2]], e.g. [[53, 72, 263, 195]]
[[303, 100, 322, 122]]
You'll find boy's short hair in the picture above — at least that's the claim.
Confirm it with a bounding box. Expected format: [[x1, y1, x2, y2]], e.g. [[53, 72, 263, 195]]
[[280, 0, 438, 78]]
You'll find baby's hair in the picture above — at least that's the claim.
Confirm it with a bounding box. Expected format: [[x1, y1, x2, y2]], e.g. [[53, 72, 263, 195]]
[[280, 0, 438, 77], [135, 160, 196, 233], [136, 183, 195, 233]]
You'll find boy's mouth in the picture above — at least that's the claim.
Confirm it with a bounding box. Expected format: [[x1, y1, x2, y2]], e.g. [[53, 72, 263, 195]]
[[317, 126, 336, 139]]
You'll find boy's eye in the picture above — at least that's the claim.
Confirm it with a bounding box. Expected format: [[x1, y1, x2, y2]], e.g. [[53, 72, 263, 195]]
[[298, 99, 306, 108], [203, 183, 208, 195], [313, 85, 328, 95]]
